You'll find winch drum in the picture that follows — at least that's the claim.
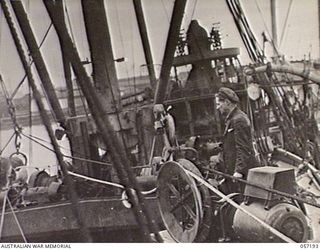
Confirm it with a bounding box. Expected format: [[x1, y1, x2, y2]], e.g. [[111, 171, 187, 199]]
[[232, 201, 309, 242]]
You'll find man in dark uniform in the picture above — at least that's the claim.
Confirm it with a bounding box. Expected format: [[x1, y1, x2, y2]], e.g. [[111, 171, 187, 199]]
[[215, 87, 259, 193]]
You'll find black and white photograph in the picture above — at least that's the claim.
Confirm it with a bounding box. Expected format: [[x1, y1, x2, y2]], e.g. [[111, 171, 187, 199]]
[[0, 0, 319, 246]]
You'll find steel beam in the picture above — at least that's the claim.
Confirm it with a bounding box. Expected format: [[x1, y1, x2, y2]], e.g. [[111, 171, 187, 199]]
[[154, 0, 187, 104]]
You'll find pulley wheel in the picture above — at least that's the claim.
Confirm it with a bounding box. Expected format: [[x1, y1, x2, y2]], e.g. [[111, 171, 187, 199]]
[[177, 158, 212, 242], [157, 160, 202, 242]]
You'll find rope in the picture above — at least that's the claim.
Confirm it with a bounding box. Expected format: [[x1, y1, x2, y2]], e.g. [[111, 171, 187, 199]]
[[254, 0, 279, 56], [184, 169, 296, 243], [68, 171, 124, 189], [23, 131, 156, 194], [10, 23, 53, 100], [68, 171, 157, 195], [6, 196, 27, 243], [279, 0, 293, 48], [21, 132, 113, 167], [0, 190, 8, 240], [0, 132, 16, 155], [0, 160, 24, 242]]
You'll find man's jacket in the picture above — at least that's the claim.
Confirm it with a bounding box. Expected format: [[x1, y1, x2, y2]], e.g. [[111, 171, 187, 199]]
[[222, 106, 258, 177]]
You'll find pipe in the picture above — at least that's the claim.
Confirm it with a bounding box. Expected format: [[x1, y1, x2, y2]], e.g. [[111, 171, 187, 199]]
[[244, 63, 320, 84]]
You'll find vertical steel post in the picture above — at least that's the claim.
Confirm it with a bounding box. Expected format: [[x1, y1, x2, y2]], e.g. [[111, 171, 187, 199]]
[[81, 0, 121, 113]]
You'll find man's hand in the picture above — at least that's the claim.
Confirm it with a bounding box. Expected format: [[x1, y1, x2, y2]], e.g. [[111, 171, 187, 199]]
[[233, 172, 243, 179]]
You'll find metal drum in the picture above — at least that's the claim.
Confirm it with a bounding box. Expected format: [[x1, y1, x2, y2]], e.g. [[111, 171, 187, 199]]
[[233, 201, 309, 243]]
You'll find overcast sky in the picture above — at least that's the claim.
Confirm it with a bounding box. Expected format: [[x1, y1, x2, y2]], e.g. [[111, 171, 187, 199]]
[[0, 0, 318, 96]]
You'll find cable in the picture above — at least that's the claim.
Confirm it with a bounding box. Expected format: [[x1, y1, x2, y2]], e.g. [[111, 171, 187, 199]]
[[68, 170, 157, 195], [6, 197, 27, 243], [11, 23, 53, 100], [279, 0, 293, 48], [185, 169, 296, 243], [254, 0, 279, 56], [68, 170, 124, 189], [0, 190, 8, 240], [0, 132, 16, 155], [160, 0, 171, 23], [21, 132, 113, 167]]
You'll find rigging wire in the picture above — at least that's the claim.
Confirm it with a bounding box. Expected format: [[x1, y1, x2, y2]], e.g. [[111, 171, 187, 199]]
[[11, 23, 53, 100], [21, 132, 113, 167], [160, 0, 171, 23], [63, 1, 76, 43], [0, 191, 8, 240], [279, 0, 293, 49], [64, 1, 90, 119], [253, 0, 279, 57], [190, 0, 198, 21], [114, 0, 133, 92], [6, 197, 27, 242], [28, 80, 33, 165], [0, 132, 16, 155]]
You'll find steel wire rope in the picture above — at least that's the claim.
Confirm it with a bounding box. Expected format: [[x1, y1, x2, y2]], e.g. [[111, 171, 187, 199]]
[[201, 165, 320, 208], [279, 0, 293, 49], [185, 169, 296, 243], [226, 0, 258, 62], [28, 80, 33, 165], [21, 133, 157, 194], [114, 0, 135, 100], [68, 170, 156, 195], [233, 0, 264, 62], [0, 75, 24, 156], [22, 131, 113, 167], [0, 132, 16, 155], [0, 163, 13, 241], [6, 197, 27, 242], [160, 0, 171, 24], [253, 0, 280, 57], [269, 73, 305, 149], [63, 1, 90, 119], [21, 132, 112, 167], [0, 190, 7, 240], [11, 23, 53, 100]]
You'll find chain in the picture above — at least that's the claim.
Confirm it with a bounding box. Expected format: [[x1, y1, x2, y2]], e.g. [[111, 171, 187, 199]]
[[0, 75, 23, 154]]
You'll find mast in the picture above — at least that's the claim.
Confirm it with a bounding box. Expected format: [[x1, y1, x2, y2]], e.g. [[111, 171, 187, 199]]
[[154, 0, 187, 104], [81, 0, 121, 113], [271, 0, 278, 56], [10, 0, 66, 127], [133, 0, 157, 89]]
